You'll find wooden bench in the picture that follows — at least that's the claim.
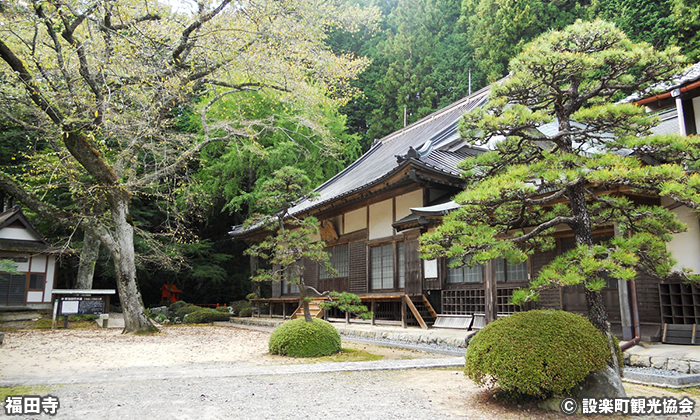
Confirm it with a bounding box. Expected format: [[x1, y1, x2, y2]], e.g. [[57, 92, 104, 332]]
[[662, 324, 700, 345]]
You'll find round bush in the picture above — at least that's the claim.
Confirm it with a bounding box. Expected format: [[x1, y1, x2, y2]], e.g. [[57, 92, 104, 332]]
[[169, 300, 188, 313], [182, 307, 231, 324], [465, 310, 610, 399], [269, 318, 341, 357], [174, 304, 201, 320]]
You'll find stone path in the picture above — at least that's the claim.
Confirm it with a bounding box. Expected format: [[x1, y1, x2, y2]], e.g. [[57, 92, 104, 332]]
[[0, 357, 465, 387]]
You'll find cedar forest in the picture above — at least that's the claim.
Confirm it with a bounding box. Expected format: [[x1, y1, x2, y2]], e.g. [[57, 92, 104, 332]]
[[1, 0, 699, 313]]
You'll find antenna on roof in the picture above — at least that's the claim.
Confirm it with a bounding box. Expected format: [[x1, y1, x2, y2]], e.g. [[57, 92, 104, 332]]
[[469, 68, 472, 96]]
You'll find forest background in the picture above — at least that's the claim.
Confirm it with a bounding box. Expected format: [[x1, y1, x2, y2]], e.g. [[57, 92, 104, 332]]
[[2, 0, 698, 307]]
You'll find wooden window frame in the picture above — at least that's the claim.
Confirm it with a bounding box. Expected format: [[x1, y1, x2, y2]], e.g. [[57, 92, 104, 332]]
[[27, 273, 44, 291], [369, 241, 405, 292]]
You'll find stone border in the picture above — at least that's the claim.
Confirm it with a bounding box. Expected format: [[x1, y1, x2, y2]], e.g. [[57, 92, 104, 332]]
[[626, 354, 700, 374], [623, 369, 700, 388]]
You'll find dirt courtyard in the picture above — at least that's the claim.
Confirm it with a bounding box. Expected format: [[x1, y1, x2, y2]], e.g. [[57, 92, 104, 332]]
[[1, 325, 699, 419]]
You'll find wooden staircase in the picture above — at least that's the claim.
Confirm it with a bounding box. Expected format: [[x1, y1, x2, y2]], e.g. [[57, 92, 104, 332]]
[[405, 295, 438, 329], [291, 298, 325, 320]]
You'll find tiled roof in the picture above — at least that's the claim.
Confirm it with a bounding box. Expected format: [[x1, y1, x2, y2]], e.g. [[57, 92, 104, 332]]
[[621, 62, 700, 103], [285, 86, 491, 217]]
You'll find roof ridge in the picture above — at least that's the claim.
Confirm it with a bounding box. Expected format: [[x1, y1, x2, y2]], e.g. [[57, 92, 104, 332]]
[[378, 84, 492, 145]]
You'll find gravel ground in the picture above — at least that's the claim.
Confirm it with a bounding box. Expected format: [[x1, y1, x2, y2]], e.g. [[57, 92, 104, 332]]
[[2, 326, 700, 420]]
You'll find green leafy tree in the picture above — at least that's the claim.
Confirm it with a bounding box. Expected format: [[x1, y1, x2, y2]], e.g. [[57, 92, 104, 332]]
[[671, 0, 700, 61], [0, 259, 18, 274], [319, 291, 373, 322], [420, 20, 688, 365], [243, 167, 331, 322], [459, 0, 588, 83], [0, 0, 379, 333], [591, 0, 675, 50]]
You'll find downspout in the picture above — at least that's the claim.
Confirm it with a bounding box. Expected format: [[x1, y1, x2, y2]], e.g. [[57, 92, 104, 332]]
[[619, 279, 641, 351], [672, 88, 687, 136]]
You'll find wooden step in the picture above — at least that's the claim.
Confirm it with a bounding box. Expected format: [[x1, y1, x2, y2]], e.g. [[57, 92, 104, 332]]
[[291, 299, 325, 319]]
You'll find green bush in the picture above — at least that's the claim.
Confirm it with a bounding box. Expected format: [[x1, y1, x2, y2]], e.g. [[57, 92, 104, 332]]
[[269, 318, 341, 357], [231, 300, 252, 317], [174, 304, 201, 320], [215, 306, 232, 313], [169, 300, 188, 314], [465, 310, 610, 399], [182, 308, 231, 324]]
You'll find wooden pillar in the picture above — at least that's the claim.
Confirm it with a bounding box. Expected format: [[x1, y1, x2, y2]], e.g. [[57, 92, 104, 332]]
[[269, 302, 273, 318], [401, 298, 407, 328], [282, 302, 287, 320], [484, 260, 498, 323], [614, 224, 634, 339], [371, 301, 376, 326]]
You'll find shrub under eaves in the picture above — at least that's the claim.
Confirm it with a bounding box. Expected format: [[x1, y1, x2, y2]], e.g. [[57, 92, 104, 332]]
[[465, 310, 610, 399], [269, 318, 341, 357]]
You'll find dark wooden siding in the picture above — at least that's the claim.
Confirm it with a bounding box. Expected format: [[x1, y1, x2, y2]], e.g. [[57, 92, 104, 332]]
[[530, 247, 561, 309], [636, 272, 662, 324], [302, 257, 318, 290], [348, 241, 367, 294], [271, 264, 282, 298], [405, 238, 422, 295]]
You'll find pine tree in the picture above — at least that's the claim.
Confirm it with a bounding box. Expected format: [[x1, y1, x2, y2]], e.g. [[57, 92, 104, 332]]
[[420, 20, 690, 363]]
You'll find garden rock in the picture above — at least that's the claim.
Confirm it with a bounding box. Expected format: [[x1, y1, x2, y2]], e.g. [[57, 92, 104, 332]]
[[574, 366, 626, 399], [150, 306, 169, 317]]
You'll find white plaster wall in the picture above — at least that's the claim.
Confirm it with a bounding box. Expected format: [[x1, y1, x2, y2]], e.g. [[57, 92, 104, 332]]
[[0, 254, 30, 272], [26, 291, 43, 303], [44, 255, 56, 302], [395, 190, 423, 221], [28, 255, 47, 273], [369, 199, 394, 240], [344, 207, 367, 233], [663, 197, 700, 273], [0, 227, 40, 241]]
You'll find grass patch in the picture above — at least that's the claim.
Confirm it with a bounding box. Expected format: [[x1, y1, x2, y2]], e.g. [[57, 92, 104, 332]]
[[0, 385, 54, 402]]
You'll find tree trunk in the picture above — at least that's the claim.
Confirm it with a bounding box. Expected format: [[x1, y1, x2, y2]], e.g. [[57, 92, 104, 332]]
[[76, 231, 100, 290], [299, 277, 312, 323], [569, 182, 618, 370], [108, 194, 157, 334]]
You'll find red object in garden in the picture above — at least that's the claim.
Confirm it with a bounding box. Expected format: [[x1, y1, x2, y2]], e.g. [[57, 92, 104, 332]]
[[160, 284, 183, 303]]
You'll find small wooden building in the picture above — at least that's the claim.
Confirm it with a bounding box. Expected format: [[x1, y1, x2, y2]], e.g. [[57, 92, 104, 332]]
[[160, 284, 183, 303], [0, 205, 59, 309]]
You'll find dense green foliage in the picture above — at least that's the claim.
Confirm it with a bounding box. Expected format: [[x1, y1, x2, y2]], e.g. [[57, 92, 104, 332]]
[[268, 318, 342, 357], [330, 0, 700, 148], [421, 21, 689, 336], [465, 310, 610, 399], [182, 307, 231, 324], [318, 292, 373, 320]]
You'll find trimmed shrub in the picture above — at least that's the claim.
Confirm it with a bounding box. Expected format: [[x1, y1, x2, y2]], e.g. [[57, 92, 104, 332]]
[[169, 300, 188, 314], [269, 318, 341, 357], [465, 310, 610, 399], [174, 304, 201, 320], [182, 307, 231, 324], [215, 306, 232, 314], [231, 300, 252, 317]]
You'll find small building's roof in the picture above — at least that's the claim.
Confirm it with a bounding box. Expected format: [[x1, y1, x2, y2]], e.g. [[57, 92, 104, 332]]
[[161, 284, 183, 293], [0, 205, 54, 253]]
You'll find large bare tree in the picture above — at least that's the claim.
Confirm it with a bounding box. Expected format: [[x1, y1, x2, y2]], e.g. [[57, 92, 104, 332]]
[[0, 0, 377, 333]]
